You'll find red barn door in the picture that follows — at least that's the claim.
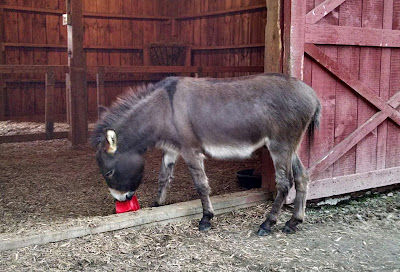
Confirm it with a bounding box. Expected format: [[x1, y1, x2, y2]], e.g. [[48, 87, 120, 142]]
[[279, 0, 400, 202]]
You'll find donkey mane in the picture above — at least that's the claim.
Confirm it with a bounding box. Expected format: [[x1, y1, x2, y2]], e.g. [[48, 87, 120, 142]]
[[90, 83, 156, 147]]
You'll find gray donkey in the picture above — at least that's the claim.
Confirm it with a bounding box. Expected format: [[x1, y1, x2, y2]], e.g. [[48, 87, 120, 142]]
[[91, 73, 321, 235]]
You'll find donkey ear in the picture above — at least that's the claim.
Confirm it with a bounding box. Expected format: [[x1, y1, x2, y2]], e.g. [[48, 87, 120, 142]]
[[104, 129, 117, 154], [98, 106, 109, 119]]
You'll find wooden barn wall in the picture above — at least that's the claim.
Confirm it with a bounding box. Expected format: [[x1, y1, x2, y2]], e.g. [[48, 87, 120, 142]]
[[1, 0, 168, 121], [174, 0, 266, 78], [1, 0, 267, 121], [302, 0, 400, 177]]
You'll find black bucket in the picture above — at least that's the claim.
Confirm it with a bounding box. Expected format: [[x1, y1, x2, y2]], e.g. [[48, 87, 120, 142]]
[[236, 169, 261, 189]]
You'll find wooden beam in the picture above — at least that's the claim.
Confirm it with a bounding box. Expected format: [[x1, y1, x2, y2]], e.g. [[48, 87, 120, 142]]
[[98, 66, 264, 74], [0, 190, 270, 252], [0, 65, 69, 73], [0, 80, 5, 121], [4, 43, 143, 51], [308, 91, 400, 179], [283, 0, 306, 79], [174, 4, 266, 20], [66, 0, 88, 146], [82, 11, 170, 21], [305, 0, 347, 25], [305, 43, 400, 127], [45, 67, 55, 139], [305, 25, 400, 47], [0, 65, 263, 75], [0, 132, 69, 144], [287, 166, 400, 203], [191, 43, 265, 51], [0, 5, 64, 15]]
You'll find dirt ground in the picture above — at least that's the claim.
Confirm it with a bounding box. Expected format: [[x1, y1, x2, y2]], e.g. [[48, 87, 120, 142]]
[[0, 191, 399, 271], [0, 122, 399, 271], [0, 121, 259, 239]]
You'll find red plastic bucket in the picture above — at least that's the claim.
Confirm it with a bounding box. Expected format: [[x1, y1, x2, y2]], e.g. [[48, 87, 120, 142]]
[[115, 195, 140, 213]]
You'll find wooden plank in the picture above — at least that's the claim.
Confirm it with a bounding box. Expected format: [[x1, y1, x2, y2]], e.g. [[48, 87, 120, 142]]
[[305, 24, 400, 47], [284, 0, 306, 79], [67, 0, 88, 146], [333, 0, 361, 177], [0, 64, 68, 73], [0, 190, 269, 252], [308, 91, 400, 179], [174, 3, 266, 20], [192, 43, 264, 50], [386, 1, 400, 168], [0, 8, 5, 120], [305, 0, 346, 25], [356, 0, 384, 173], [305, 43, 400, 127], [65, 72, 70, 125], [377, 0, 394, 169], [96, 66, 105, 118], [82, 11, 170, 21], [287, 166, 400, 203], [0, 131, 68, 144], [45, 67, 55, 139], [0, 4, 63, 14], [96, 0, 109, 66], [0, 8, 5, 65]]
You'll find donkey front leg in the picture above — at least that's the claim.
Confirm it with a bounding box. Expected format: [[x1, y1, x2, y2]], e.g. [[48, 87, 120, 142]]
[[183, 151, 214, 231], [258, 143, 294, 236], [154, 150, 179, 206]]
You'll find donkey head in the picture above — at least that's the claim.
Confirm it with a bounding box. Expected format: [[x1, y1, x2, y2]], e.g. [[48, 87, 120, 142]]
[[95, 129, 144, 201]]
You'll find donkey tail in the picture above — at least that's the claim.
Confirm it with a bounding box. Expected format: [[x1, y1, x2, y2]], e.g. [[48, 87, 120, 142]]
[[308, 100, 321, 144]]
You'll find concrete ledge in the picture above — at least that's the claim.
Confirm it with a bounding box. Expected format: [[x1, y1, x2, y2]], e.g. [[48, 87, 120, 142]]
[[0, 190, 270, 252]]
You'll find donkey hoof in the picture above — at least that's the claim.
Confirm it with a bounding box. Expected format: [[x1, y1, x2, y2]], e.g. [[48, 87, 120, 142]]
[[282, 224, 297, 234], [199, 222, 211, 231], [257, 227, 272, 236]]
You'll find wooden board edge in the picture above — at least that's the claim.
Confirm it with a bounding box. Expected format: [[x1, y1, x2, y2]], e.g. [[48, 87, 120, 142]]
[[286, 166, 400, 203], [0, 190, 271, 252]]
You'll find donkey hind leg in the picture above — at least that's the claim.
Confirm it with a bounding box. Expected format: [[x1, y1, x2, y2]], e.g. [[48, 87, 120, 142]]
[[183, 151, 214, 231], [154, 150, 179, 207], [282, 153, 310, 233], [258, 142, 294, 236]]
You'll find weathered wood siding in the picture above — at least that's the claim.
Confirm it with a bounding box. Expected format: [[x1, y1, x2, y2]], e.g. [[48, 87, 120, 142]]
[[1, 0, 266, 121], [303, 0, 400, 177]]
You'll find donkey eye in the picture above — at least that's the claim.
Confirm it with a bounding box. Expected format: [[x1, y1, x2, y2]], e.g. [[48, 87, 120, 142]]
[[105, 169, 115, 178]]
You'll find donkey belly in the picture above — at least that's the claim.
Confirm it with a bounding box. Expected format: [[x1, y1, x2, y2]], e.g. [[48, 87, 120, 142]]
[[202, 138, 268, 159]]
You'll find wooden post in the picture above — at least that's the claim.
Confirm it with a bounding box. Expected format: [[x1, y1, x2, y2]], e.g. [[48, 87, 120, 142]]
[[66, 0, 88, 146], [261, 0, 284, 190], [283, 0, 306, 79], [45, 67, 55, 139], [0, 8, 5, 120], [65, 73, 71, 126], [264, 0, 283, 73], [96, 66, 105, 120]]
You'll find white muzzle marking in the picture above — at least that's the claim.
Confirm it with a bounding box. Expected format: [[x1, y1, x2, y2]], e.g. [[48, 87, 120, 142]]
[[109, 188, 134, 202]]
